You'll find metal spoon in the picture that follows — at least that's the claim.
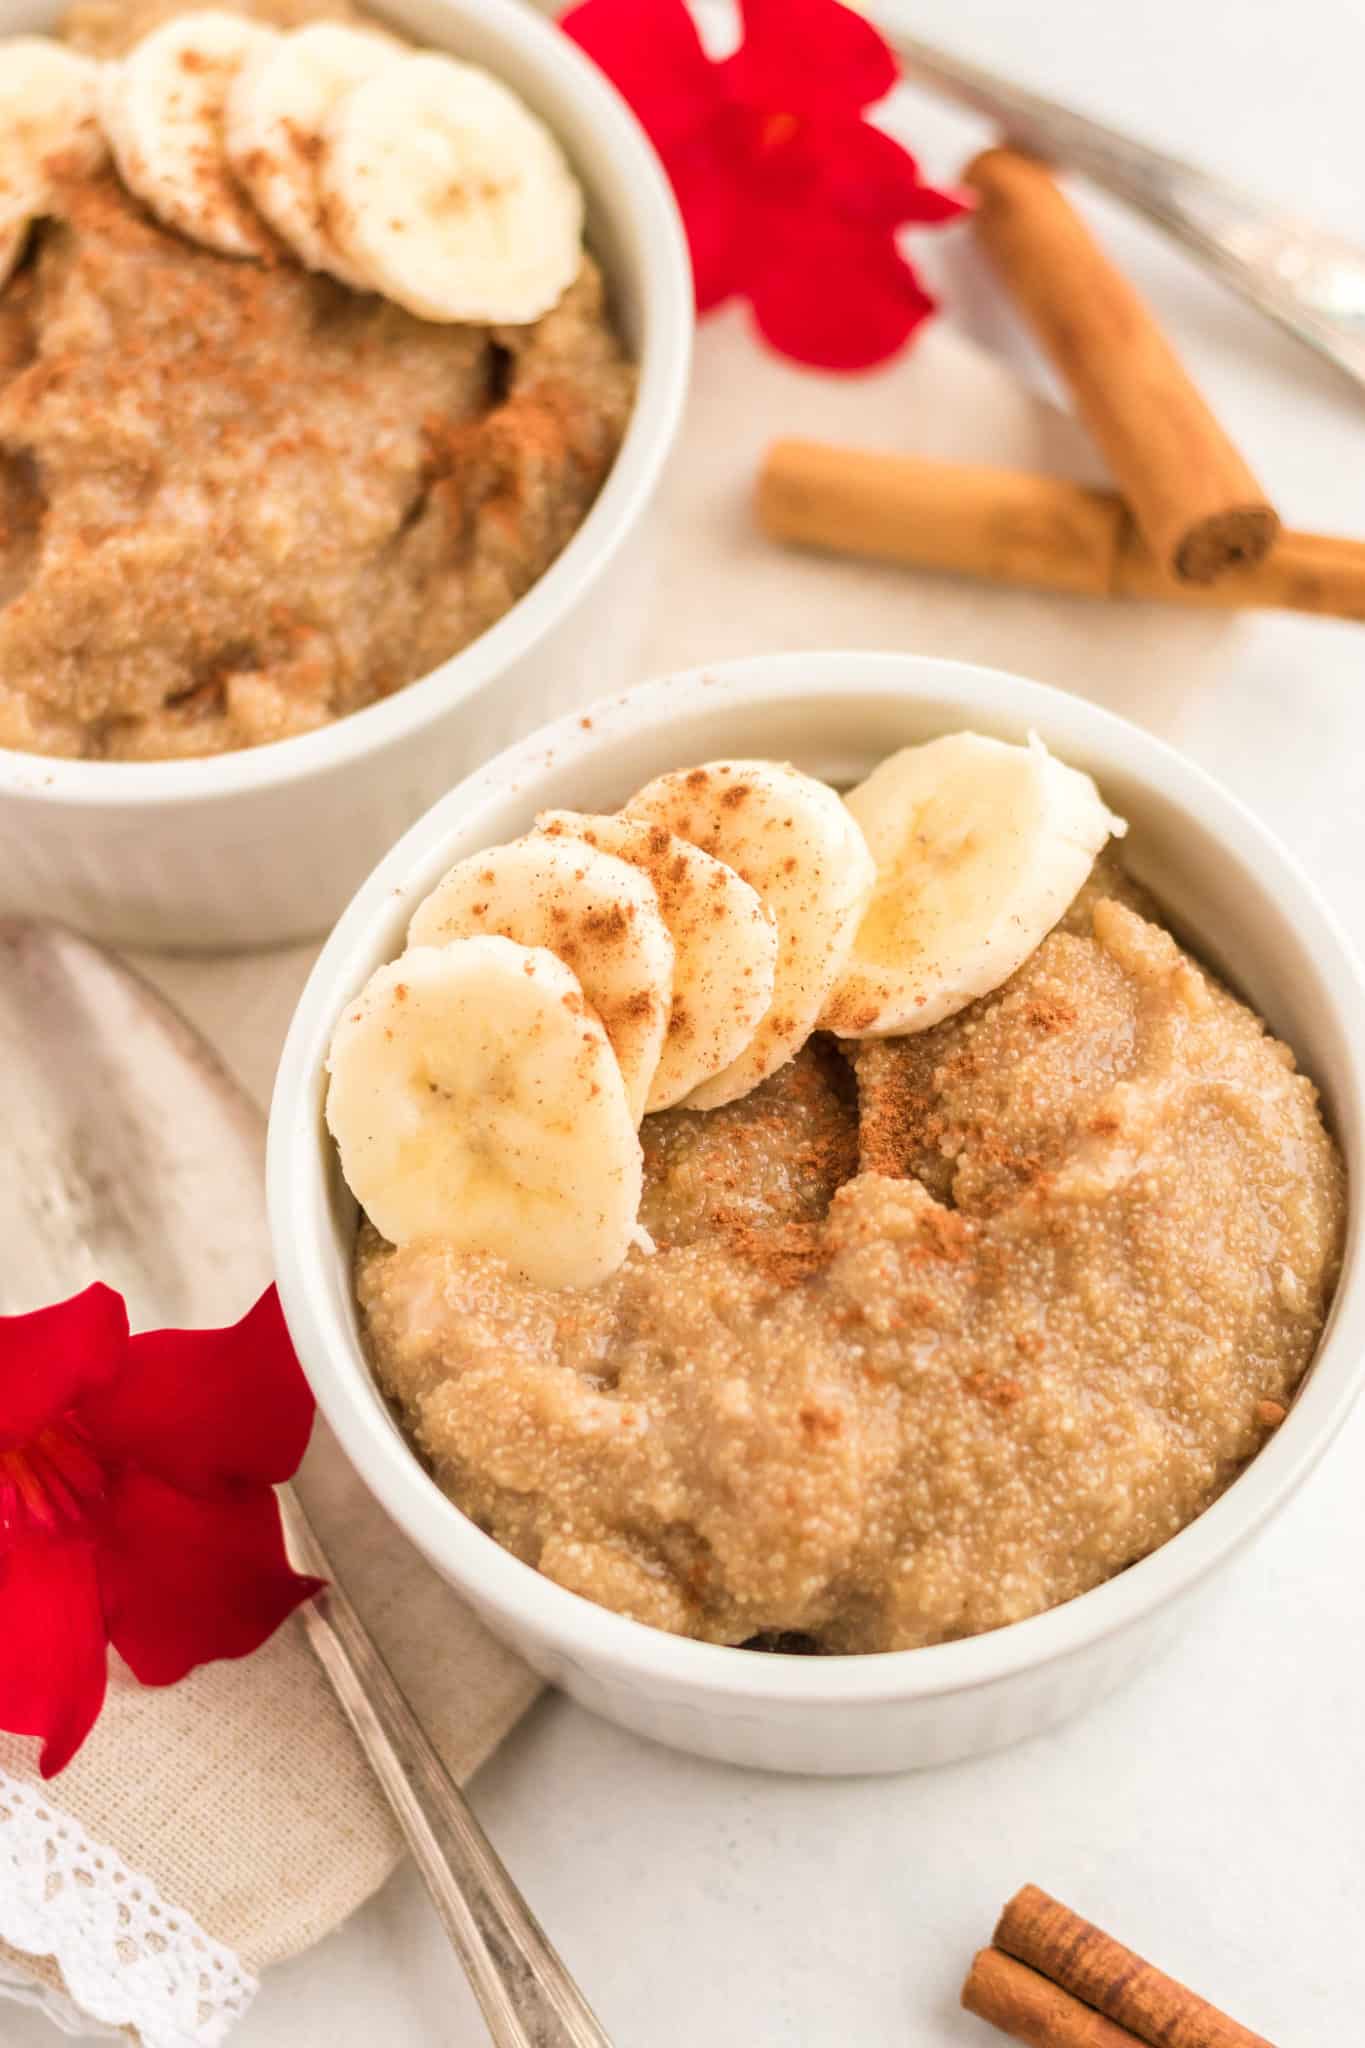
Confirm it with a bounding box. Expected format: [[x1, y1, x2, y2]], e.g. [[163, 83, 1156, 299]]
[[873, 15, 1365, 396], [0, 918, 612, 2048]]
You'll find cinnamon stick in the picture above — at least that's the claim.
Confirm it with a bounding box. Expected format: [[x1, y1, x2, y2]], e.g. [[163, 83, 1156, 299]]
[[993, 1885, 1276, 2048], [962, 1948, 1142, 2047], [964, 147, 1279, 584], [756, 438, 1365, 621], [1115, 527, 1365, 616]]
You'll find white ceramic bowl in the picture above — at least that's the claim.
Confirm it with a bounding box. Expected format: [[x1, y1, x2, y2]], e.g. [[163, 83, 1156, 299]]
[[0, 0, 691, 951], [269, 653, 1365, 1775]]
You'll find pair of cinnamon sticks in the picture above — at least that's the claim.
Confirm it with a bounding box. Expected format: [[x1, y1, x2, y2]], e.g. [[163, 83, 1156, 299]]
[[758, 149, 1365, 622], [963, 1886, 1276, 2048]]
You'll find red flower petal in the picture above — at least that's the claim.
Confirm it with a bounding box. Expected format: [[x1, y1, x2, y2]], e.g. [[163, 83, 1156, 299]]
[[747, 218, 936, 371], [664, 121, 759, 312], [891, 180, 973, 227], [729, 0, 898, 116], [80, 1287, 315, 1501], [0, 1536, 108, 1777], [0, 1284, 128, 1451], [561, 0, 721, 151], [99, 1468, 321, 1686], [803, 118, 974, 229]]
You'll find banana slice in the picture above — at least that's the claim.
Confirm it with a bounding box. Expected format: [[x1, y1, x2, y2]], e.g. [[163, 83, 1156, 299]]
[[326, 938, 642, 1288], [406, 834, 673, 1125], [225, 22, 400, 285], [624, 761, 876, 1110], [0, 39, 105, 288], [823, 731, 1126, 1038], [537, 811, 780, 1114], [318, 51, 584, 324], [102, 12, 279, 259]]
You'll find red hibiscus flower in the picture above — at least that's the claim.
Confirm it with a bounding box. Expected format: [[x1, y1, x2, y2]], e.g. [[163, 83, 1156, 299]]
[[0, 1284, 320, 1778], [562, 0, 970, 370]]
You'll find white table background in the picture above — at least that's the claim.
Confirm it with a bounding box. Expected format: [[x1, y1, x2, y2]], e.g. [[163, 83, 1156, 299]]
[[11, 0, 1365, 2041]]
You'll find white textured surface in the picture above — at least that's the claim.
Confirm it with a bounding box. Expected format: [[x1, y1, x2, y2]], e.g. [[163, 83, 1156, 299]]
[[5, 0, 1364, 2040]]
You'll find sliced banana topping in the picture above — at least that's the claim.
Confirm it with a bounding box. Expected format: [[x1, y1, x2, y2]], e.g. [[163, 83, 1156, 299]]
[[325, 938, 642, 1289], [102, 11, 280, 258], [10, 21, 586, 326], [225, 22, 400, 286], [537, 811, 780, 1114], [624, 761, 876, 1110], [407, 833, 674, 1125], [318, 52, 584, 323], [823, 731, 1126, 1038], [0, 39, 105, 287], [325, 736, 1131, 1292]]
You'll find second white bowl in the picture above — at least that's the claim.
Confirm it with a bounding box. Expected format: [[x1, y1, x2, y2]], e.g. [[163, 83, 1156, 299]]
[[269, 652, 1365, 1774], [0, 0, 691, 950]]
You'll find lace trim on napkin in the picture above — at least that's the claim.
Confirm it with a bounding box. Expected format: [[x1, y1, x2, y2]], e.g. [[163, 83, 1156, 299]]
[[0, 1768, 256, 2048]]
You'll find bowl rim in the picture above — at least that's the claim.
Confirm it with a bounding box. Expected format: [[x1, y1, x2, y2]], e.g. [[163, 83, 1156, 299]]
[[0, 0, 692, 810], [270, 651, 1365, 1707]]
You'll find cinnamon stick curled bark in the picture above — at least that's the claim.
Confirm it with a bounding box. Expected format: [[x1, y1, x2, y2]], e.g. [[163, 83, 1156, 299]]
[[756, 438, 1365, 621], [965, 147, 1279, 584], [993, 1885, 1276, 2048]]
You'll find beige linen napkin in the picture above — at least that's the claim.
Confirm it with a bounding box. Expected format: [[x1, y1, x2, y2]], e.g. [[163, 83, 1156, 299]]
[[0, 941, 538, 2044], [0, 300, 1231, 2046]]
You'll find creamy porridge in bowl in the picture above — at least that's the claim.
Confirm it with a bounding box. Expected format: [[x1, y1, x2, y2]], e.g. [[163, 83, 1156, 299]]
[[1, 1, 634, 761], [0, 0, 689, 945], [269, 655, 1365, 1775]]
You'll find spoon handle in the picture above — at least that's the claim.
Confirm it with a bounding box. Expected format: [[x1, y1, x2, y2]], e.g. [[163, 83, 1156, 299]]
[[880, 19, 1365, 396], [280, 1491, 613, 2048]]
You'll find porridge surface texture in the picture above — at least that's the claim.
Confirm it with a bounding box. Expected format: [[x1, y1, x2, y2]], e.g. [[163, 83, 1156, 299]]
[[0, 1, 633, 760], [357, 861, 1346, 1653]]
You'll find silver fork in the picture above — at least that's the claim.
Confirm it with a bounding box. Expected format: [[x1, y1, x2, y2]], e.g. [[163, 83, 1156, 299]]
[[875, 17, 1365, 396]]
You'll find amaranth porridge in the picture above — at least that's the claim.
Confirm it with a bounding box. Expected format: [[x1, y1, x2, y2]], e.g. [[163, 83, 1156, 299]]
[[329, 741, 1346, 1652], [0, 0, 633, 759]]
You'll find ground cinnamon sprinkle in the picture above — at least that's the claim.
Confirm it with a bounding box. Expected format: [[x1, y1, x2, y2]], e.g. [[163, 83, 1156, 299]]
[[720, 1214, 833, 1287], [0, 141, 634, 760], [582, 903, 629, 940], [282, 118, 325, 166], [923, 1205, 970, 1256], [1022, 994, 1078, 1032], [966, 1370, 1025, 1410], [798, 1400, 844, 1442], [848, 1037, 937, 1178]]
